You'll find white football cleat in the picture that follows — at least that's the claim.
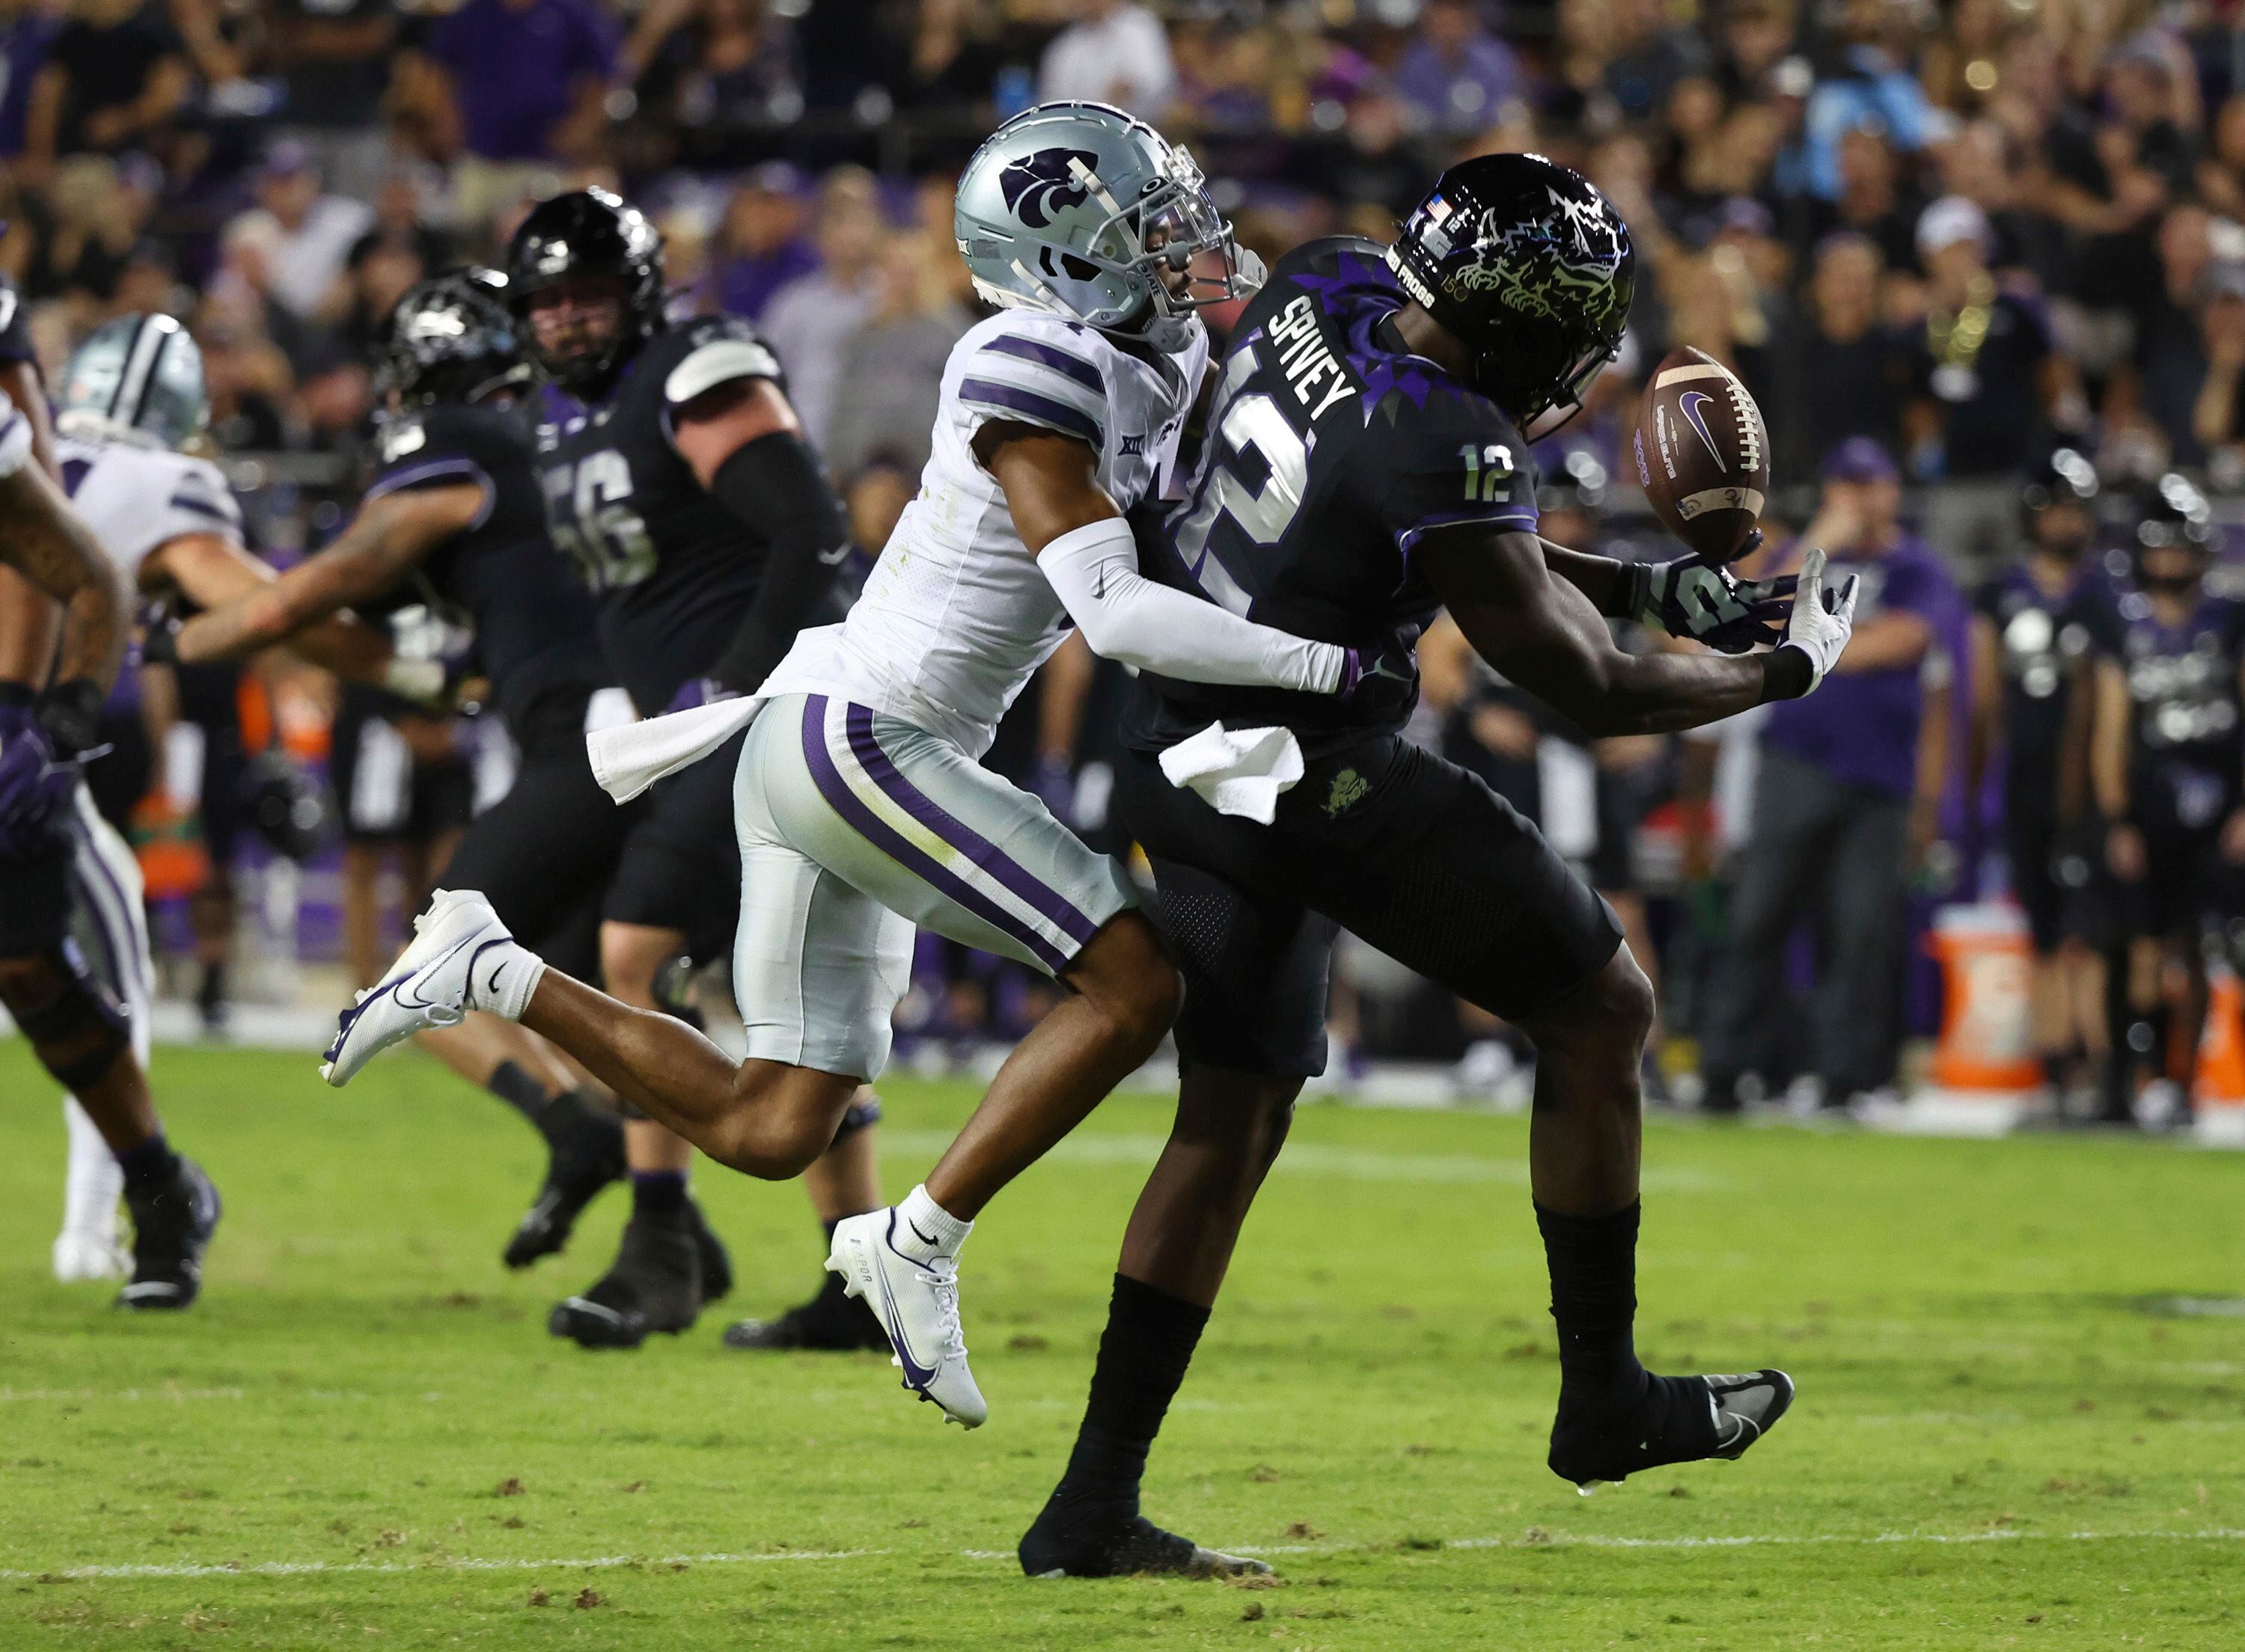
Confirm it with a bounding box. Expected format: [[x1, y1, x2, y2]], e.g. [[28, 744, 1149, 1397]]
[[52, 1226, 128, 1282], [827, 1209, 987, 1428], [322, 889, 512, 1086]]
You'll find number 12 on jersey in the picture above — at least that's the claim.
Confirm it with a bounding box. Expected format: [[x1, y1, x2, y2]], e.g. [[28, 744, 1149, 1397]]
[[1460, 442, 1513, 504]]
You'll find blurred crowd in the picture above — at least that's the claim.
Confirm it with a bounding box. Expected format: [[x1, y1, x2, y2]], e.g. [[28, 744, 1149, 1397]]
[[19, 0, 2245, 1116]]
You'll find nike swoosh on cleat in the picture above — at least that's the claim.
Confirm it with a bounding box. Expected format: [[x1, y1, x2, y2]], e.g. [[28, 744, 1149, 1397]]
[[870, 1255, 940, 1389], [394, 936, 479, 1010]]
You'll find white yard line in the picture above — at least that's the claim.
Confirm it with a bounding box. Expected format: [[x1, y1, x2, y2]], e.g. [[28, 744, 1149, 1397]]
[[13, 1527, 2245, 1583]]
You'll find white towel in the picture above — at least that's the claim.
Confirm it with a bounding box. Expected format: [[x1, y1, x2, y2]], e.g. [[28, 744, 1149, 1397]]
[[1156, 721, 1304, 824], [586, 697, 765, 804]]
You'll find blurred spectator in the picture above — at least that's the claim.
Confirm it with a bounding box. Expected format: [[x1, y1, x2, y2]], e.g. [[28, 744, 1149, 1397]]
[[267, 0, 399, 203], [22, 153, 143, 310], [0, 0, 63, 159], [1791, 123, 1921, 275], [761, 167, 885, 452], [1393, 0, 1526, 138], [846, 453, 916, 558], [1699, 438, 1955, 1111], [224, 144, 376, 325], [1905, 195, 2065, 574], [1772, 233, 1905, 486], [425, 0, 618, 230], [1601, 0, 1711, 123], [343, 169, 452, 285], [631, 0, 802, 171], [2191, 265, 2245, 464], [22, 0, 188, 184], [713, 162, 817, 320], [2130, 200, 2217, 468], [1292, 88, 1434, 222], [882, 0, 998, 118], [1038, 0, 1174, 118], [1800, 0, 1933, 200], [825, 230, 971, 482]]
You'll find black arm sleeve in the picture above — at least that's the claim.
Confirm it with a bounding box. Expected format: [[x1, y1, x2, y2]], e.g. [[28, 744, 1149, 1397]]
[[703, 430, 852, 694]]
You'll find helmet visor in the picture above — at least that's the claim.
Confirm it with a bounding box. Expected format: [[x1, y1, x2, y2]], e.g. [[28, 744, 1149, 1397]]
[[1516, 342, 1618, 443]]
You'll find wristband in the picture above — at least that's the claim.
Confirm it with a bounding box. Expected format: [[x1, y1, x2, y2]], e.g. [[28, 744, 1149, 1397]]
[[1610, 560, 1652, 623], [1759, 646, 1814, 703], [36, 678, 105, 756], [382, 658, 447, 705]]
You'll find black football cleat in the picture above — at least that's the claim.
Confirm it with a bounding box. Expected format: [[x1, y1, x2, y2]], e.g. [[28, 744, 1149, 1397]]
[[501, 1094, 626, 1270], [1548, 1368, 1794, 1490], [688, 1198, 733, 1305], [1018, 1493, 1271, 1580], [721, 1291, 887, 1353], [548, 1205, 703, 1350], [115, 1157, 222, 1311]]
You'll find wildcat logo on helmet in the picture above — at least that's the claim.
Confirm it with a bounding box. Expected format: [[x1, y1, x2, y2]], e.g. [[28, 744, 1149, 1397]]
[[999, 148, 1099, 229]]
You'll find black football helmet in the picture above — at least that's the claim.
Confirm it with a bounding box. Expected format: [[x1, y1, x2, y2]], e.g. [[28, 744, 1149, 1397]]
[[504, 188, 667, 394], [1387, 153, 1635, 438], [2020, 444, 2098, 554], [2132, 471, 2215, 589], [376, 268, 528, 408]]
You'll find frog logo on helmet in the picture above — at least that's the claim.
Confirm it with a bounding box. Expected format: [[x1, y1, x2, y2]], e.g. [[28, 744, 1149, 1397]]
[[999, 148, 1099, 229]]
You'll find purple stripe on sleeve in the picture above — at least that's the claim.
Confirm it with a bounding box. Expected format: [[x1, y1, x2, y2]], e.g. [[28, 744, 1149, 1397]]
[[977, 333, 1105, 394], [798, 697, 1071, 973], [955, 378, 1102, 447], [842, 703, 1097, 946], [1395, 507, 1540, 557], [364, 457, 492, 502]]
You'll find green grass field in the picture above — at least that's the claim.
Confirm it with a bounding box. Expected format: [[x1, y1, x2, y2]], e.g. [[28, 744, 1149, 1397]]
[[5, 1042, 2244, 1650]]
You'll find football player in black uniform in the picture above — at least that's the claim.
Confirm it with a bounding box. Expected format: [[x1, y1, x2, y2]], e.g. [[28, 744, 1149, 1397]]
[[504, 190, 885, 1353], [2088, 474, 2245, 1122], [1019, 155, 1852, 1577], [1967, 447, 2107, 1107], [169, 269, 651, 1270]]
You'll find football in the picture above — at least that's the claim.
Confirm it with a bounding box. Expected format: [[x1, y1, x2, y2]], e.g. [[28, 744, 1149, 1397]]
[[1633, 346, 1771, 563]]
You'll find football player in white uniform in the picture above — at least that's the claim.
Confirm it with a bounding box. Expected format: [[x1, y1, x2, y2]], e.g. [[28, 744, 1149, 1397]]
[[40, 315, 434, 1300], [326, 104, 1375, 1452]]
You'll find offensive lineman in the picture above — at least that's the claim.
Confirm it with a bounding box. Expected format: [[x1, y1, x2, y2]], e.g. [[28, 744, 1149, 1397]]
[[325, 103, 1383, 1443], [1018, 154, 1854, 1576]]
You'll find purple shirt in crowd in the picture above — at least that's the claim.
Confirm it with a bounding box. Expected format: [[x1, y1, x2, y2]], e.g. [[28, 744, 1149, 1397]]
[[1763, 532, 1958, 798], [428, 0, 616, 162], [1392, 33, 1528, 131], [715, 241, 819, 322]]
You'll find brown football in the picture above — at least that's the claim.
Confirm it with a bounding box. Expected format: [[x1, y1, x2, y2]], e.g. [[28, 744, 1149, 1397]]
[[1632, 346, 1771, 562]]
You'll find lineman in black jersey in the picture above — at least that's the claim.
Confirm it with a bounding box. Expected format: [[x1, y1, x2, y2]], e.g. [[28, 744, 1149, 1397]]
[[1022, 155, 1850, 1576], [170, 271, 650, 1274], [506, 189, 884, 1354]]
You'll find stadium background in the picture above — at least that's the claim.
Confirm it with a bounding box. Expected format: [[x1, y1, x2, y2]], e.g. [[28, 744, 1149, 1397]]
[[12, 0, 2245, 1103]]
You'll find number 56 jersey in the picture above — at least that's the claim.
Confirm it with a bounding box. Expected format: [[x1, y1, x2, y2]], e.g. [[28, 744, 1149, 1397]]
[[1128, 237, 1540, 756]]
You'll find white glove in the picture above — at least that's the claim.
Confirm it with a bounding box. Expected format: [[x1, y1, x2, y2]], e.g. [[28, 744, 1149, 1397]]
[[1777, 547, 1859, 694]]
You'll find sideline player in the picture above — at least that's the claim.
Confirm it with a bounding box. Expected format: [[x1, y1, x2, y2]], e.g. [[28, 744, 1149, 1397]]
[[168, 272, 646, 1271], [326, 103, 1381, 1429], [2089, 474, 2245, 1123], [1018, 154, 1852, 1577], [1968, 447, 2107, 1108]]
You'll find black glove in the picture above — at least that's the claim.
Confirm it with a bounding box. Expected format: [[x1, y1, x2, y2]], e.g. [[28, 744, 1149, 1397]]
[[1629, 556, 1798, 654], [34, 677, 104, 759]]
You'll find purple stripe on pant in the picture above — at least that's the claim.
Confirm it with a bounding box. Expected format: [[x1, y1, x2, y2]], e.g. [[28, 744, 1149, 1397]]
[[798, 695, 1072, 974]]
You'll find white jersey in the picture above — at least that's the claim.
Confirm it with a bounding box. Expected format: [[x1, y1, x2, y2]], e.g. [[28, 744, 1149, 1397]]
[[760, 310, 1209, 757], [55, 435, 245, 578]]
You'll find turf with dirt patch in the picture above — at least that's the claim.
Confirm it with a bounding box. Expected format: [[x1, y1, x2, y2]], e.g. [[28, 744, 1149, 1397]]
[[4, 1041, 2243, 1649]]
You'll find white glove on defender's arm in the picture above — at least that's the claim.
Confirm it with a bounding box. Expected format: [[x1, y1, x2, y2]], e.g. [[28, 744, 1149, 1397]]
[[1037, 516, 1347, 693], [1776, 547, 1859, 694]]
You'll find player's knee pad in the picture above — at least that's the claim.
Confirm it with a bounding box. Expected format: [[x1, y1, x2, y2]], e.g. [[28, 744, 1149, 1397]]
[[0, 941, 130, 1090], [831, 1093, 882, 1144]]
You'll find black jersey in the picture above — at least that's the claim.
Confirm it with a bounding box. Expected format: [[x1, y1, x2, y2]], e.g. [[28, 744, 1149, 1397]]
[[1125, 238, 1539, 756], [367, 401, 604, 722], [2109, 585, 2245, 807], [532, 315, 842, 715], [1975, 560, 2101, 795]]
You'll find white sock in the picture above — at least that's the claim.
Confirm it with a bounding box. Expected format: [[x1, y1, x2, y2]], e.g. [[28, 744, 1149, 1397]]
[[61, 1097, 123, 1241], [893, 1184, 971, 1262], [475, 941, 548, 1023]]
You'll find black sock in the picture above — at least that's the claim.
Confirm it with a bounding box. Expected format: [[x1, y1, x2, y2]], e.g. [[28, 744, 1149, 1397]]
[[116, 1132, 180, 1195], [1536, 1201, 1649, 1416], [1051, 1273, 1211, 1504], [488, 1060, 554, 1126], [631, 1170, 687, 1219]]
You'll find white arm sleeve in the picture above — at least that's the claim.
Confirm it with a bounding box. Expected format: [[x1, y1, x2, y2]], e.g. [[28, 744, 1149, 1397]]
[[1036, 516, 1346, 694]]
